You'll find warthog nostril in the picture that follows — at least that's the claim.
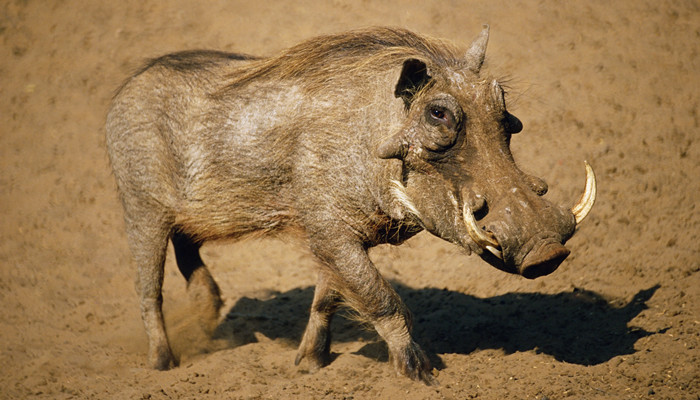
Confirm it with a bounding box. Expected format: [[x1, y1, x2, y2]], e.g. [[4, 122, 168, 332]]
[[520, 242, 570, 279]]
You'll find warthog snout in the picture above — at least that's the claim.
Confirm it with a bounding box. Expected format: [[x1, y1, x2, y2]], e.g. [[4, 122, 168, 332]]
[[520, 240, 570, 279], [463, 161, 597, 278]]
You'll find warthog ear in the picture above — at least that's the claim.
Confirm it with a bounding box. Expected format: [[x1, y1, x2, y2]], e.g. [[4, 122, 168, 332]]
[[394, 58, 431, 108]]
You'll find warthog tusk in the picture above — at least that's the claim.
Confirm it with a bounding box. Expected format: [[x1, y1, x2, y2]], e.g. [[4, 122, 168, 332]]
[[463, 204, 502, 259], [572, 161, 597, 224]]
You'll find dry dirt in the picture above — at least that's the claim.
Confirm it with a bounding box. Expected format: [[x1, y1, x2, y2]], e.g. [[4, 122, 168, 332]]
[[1, 1, 699, 399]]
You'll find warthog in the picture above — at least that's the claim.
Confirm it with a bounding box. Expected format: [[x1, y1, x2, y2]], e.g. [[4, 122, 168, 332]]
[[106, 26, 596, 384]]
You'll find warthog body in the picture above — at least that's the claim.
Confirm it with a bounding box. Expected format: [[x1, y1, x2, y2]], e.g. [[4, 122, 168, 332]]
[[106, 26, 595, 384]]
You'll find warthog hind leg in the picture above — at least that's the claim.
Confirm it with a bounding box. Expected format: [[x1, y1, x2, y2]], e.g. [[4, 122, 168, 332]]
[[295, 269, 340, 370], [172, 232, 223, 336]]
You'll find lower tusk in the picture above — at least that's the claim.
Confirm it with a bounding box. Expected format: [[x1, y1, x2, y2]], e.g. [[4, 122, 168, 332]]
[[485, 245, 502, 259], [463, 204, 502, 259], [572, 161, 597, 224]]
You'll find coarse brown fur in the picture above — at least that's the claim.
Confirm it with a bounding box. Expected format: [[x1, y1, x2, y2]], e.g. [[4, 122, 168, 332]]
[[106, 26, 583, 385], [221, 27, 463, 92]]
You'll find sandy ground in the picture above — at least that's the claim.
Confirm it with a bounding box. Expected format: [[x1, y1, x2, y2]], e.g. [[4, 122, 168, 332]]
[[1, 1, 699, 399]]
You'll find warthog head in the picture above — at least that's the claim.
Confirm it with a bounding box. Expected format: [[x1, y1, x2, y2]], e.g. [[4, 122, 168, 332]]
[[379, 26, 596, 278]]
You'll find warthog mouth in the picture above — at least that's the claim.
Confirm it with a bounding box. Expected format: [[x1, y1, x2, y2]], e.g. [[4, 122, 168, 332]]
[[462, 161, 597, 278], [519, 239, 571, 279]]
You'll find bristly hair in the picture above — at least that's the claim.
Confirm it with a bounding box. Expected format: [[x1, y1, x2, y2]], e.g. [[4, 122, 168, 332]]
[[496, 75, 527, 111], [139, 50, 260, 74], [389, 179, 423, 223], [114, 50, 261, 100], [221, 27, 464, 92]]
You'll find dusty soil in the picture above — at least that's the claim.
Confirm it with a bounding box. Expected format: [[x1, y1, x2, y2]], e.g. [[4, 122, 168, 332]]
[[1, 1, 698, 399]]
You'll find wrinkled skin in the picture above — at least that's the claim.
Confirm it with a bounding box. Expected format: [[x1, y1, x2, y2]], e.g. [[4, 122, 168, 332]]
[[382, 69, 577, 278], [106, 26, 593, 385]]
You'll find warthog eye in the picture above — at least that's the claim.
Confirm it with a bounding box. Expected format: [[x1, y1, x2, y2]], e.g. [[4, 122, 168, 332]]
[[426, 106, 457, 130], [431, 108, 446, 120], [419, 97, 463, 156], [422, 104, 461, 154]]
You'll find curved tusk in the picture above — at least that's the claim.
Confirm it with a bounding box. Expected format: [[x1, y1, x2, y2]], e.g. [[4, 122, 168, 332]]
[[484, 245, 502, 259], [463, 204, 502, 259], [572, 161, 597, 224]]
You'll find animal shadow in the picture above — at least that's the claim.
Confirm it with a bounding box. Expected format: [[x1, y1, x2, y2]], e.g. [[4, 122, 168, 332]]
[[214, 283, 660, 368]]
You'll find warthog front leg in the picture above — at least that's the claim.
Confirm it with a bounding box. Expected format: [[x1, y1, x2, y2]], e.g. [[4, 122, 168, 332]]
[[374, 314, 435, 385], [307, 238, 437, 385]]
